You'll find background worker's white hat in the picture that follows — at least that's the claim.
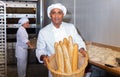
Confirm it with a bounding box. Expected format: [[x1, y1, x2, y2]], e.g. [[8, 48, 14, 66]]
[[18, 17, 29, 26]]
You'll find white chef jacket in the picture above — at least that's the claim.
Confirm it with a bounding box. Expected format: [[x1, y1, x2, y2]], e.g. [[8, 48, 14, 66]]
[[36, 22, 86, 63], [15, 26, 29, 58]]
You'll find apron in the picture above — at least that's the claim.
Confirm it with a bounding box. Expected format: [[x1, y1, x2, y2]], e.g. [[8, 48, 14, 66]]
[[15, 46, 28, 77], [15, 46, 28, 59]]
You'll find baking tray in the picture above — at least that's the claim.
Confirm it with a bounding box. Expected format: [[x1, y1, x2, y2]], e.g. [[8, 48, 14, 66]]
[[86, 42, 120, 75]]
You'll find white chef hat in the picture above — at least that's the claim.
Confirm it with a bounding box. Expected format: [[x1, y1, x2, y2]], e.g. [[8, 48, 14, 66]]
[[18, 17, 29, 26], [47, 3, 67, 18]]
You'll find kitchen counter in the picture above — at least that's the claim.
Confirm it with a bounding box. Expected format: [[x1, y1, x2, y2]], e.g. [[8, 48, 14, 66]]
[[86, 42, 120, 76]]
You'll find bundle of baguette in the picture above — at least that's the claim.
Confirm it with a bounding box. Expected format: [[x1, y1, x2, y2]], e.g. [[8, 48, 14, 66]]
[[54, 36, 80, 73]]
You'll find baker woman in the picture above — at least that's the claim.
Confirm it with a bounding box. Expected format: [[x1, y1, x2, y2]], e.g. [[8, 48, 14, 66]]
[[15, 17, 33, 77]]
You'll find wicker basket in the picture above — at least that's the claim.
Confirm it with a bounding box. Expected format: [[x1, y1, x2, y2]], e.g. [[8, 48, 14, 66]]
[[46, 52, 88, 77]]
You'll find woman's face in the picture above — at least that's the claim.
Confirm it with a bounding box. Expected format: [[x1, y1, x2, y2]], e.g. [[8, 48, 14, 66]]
[[50, 8, 64, 27], [23, 21, 30, 28]]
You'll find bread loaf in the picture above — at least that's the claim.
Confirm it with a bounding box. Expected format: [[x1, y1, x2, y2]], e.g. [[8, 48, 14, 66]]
[[60, 41, 72, 73], [68, 36, 74, 65], [72, 44, 78, 72], [54, 42, 59, 71], [54, 42, 64, 73], [54, 36, 79, 73], [63, 38, 69, 51]]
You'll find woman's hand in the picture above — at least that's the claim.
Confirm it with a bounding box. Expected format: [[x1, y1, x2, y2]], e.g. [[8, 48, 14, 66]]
[[27, 41, 34, 49]]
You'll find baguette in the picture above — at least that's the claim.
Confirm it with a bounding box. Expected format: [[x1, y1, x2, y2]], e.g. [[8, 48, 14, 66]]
[[54, 42, 59, 71], [54, 42, 64, 73], [60, 41, 72, 73], [72, 44, 78, 72], [68, 36, 74, 65], [54, 36, 79, 73], [63, 37, 69, 51]]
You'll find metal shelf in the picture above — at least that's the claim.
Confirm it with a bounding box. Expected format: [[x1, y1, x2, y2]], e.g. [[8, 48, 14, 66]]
[[0, 1, 6, 77], [5, 1, 36, 8], [6, 14, 36, 18]]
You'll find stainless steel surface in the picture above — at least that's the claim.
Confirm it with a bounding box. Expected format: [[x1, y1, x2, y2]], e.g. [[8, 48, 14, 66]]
[[36, 0, 44, 34], [0, 1, 7, 77], [6, 14, 36, 18], [5, 1, 36, 22], [4, 1, 36, 8], [4, 1, 37, 28], [40, 0, 44, 29], [7, 24, 36, 28]]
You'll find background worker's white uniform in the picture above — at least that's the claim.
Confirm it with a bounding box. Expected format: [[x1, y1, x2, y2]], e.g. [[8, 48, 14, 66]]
[[15, 17, 29, 77]]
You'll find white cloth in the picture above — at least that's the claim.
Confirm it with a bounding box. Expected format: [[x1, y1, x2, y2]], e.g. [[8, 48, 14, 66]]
[[47, 3, 67, 18], [15, 26, 29, 77], [16, 26, 29, 52], [18, 17, 29, 26], [16, 46, 27, 77], [52, 24, 67, 42], [49, 71, 52, 77], [36, 22, 86, 63]]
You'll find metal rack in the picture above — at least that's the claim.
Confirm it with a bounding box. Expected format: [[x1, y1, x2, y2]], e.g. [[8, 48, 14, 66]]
[[3, 1, 37, 65], [5, 1, 36, 28], [0, 1, 7, 77], [5, 1, 37, 43]]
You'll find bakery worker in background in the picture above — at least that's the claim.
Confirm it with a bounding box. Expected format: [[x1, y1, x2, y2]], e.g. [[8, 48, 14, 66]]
[[15, 17, 33, 77], [36, 3, 86, 77]]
